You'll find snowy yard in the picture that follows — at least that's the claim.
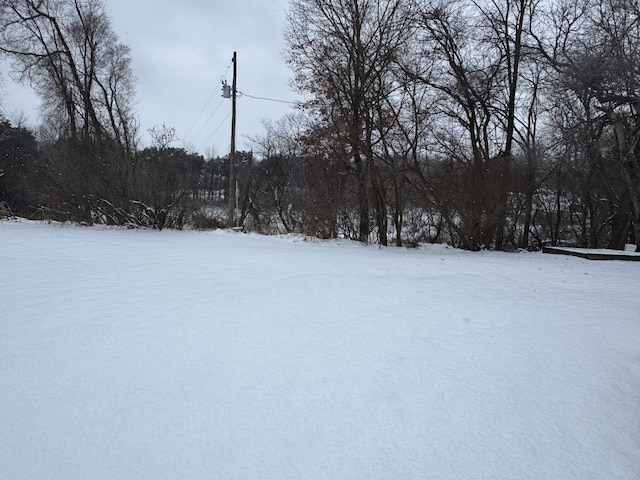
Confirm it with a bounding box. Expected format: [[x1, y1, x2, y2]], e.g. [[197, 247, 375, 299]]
[[1, 220, 639, 479]]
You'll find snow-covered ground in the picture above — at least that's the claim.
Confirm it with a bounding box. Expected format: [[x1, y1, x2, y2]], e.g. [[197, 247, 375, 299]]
[[1, 220, 639, 480]]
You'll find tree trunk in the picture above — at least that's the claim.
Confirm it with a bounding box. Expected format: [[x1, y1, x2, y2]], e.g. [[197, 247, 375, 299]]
[[393, 175, 403, 247], [354, 150, 370, 243]]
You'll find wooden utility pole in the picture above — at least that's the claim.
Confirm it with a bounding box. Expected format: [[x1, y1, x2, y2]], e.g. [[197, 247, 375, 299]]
[[228, 51, 237, 227]]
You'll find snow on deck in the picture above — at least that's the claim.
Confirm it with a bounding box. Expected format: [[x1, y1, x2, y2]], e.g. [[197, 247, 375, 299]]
[[543, 245, 640, 261]]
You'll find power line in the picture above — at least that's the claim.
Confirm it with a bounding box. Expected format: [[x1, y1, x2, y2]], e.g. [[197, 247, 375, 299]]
[[237, 91, 298, 105], [187, 97, 225, 146], [183, 88, 217, 142], [183, 62, 232, 145], [197, 111, 231, 154]]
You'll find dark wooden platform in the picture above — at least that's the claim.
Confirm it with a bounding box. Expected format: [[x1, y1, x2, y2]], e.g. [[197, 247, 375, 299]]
[[542, 246, 640, 261]]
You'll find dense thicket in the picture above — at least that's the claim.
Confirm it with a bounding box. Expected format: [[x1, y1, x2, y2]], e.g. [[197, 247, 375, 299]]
[[274, 0, 640, 250], [0, 0, 202, 227], [1, 0, 638, 250]]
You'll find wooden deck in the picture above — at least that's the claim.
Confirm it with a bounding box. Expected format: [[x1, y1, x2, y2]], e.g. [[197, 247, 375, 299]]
[[542, 246, 640, 261]]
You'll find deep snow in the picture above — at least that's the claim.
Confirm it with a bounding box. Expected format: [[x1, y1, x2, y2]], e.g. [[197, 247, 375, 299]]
[[1, 220, 639, 479]]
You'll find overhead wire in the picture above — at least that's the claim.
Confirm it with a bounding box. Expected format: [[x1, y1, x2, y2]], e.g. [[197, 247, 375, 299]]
[[182, 62, 232, 146], [237, 91, 298, 105], [187, 97, 225, 146], [197, 111, 232, 154], [182, 88, 217, 143], [187, 61, 298, 154]]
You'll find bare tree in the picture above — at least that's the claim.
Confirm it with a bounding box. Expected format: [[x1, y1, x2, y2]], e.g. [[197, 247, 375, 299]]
[[532, 0, 640, 249], [285, 0, 416, 243], [411, 1, 505, 249], [1, 0, 138, 224], [0, 0, 136, 147], [129, 126, 203, 230], [474, 0, 538, 249]]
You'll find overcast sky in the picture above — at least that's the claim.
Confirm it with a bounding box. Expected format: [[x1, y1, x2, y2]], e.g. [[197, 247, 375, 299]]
[[0, 0, 299, 157]]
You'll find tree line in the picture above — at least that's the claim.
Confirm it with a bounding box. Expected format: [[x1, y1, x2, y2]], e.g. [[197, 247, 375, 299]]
[[1, 0, 638, 251]]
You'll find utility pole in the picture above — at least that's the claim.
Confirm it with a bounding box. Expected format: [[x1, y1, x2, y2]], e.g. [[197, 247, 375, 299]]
[[228, 51, 237, 228]]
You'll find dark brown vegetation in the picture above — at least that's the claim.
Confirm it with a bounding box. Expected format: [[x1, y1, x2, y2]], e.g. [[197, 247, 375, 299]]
[[1, 0, 638, 251]]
